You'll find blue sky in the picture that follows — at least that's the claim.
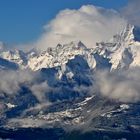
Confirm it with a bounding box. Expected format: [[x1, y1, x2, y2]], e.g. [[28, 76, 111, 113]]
[[0, 0, 128, 45]]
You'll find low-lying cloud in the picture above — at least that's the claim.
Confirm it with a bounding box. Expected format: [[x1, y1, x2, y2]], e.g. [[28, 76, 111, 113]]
[[31, 81, 50, 103], [0, 69, 50, 103], [1, 67, 140, 103], [95, 68, 140, 103], [0, 70, 35, 95], [34, 5, 127, 51]]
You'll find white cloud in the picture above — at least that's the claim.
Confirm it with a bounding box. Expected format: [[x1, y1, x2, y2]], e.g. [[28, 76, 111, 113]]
[[31, 81, 50, 103], [0, 69, 50, 103], [35, 5, 127, 51], [120, 0, 140, 27], [95, 68, 140, 103], [0, 70, 35, 95]]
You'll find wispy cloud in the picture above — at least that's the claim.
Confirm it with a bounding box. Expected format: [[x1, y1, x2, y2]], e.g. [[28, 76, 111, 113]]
[[120, 0, 140, 27], [31, 81, 51, 103], [0, 70, 35, 95], [0, 69, 51, 103], [95, 68, 140, 103]]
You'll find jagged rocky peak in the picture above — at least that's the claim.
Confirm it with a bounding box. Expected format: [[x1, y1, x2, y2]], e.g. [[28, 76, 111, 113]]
[[56, 41, 87, 50], [109, 24, 139, 44], [117, 24, 140, 44], [27, 40, 94, 71], [95, 24, 140, 70], [67, 40, 87, 49], [120, 24, 135, 42], [96, 24, 135, 48], [96, 24, 140, 53], [45, 41, 86, 56]]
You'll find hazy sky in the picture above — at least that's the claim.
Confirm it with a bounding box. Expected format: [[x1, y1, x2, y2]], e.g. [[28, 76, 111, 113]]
[[0, 0, 128, 45]]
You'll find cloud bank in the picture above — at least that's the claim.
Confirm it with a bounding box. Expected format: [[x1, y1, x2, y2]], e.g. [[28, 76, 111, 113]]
[[0, 70, 35, 95], [0, 69, 50, 103], [95, 68, 140, 103], [34, 5, 127, 51], [1, 66, 140, 104]]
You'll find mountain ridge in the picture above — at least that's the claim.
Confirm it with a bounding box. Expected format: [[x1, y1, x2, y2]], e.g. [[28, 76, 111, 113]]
[[0, 24, 140, 72]]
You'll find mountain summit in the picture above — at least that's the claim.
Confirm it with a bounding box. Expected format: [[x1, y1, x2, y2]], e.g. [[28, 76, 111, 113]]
[[96, 24, 140, 70]]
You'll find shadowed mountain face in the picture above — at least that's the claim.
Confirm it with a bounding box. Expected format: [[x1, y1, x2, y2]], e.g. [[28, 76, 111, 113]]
[[0, 57, 18, 70], [0, 24, 140, 140], [134, 27, 140, 42]]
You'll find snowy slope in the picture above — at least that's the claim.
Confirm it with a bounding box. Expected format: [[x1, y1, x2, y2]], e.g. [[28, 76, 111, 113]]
[[28, 41, 96, 71], [0, 24, 139, 72], [0, 49, 27, 69]]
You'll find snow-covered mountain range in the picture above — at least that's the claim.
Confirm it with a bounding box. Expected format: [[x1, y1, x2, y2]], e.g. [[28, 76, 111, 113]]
[[0, 24, 140, 136], [0, 24, 140, 72]]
